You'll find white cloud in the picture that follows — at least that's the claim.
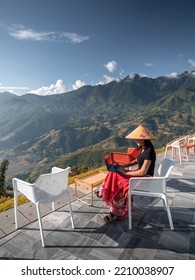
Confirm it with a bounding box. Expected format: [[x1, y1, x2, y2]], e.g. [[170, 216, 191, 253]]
[[139, 73, 148, 77], [188, 59, 195, 67], [0, 84, 30, 94], [166, 72, 178, 78], [190, 71, 195, 77], [119, 69, 124, 77], [9, 25, 53, 41], [98, 75, 120, 85], [61, 32, 90, 43], [72, 80, 86, 90], [29, 80, 66, 96], [128, 74, 135, 79], [145, 62, 155, 67], [127, 73, 147, 79], [104, 60, 117, 73], [7, 24, 89, 43]]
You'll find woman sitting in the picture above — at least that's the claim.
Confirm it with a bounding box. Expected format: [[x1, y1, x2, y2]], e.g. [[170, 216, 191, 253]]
[[99, 124, 157, 222]]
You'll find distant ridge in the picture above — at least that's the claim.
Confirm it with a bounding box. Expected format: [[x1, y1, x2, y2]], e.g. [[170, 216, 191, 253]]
[[0, 71, 195, 182]]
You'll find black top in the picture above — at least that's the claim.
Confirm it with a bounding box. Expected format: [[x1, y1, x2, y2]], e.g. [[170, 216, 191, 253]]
[[137, 146, 156, 176]]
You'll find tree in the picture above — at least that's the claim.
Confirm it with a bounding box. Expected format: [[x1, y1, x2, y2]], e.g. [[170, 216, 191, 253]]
[[0, 159, 9, 196]]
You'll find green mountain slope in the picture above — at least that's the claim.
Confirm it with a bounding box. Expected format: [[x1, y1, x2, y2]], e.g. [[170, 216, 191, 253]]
[[1, 71, 195, 183]]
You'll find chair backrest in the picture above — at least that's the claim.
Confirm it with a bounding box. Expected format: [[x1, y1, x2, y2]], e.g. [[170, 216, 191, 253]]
[[169, 135, 189, 147], [188, 134, 195, 143], [157, 158, 175, 177], [130, 159, 175, 194], [33, 167, 71, 203]]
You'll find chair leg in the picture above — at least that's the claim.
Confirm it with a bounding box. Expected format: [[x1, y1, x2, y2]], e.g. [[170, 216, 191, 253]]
[[166, 206, 174, 230], [171, 147, 174, 159], [13, 186, 18, 229], [36, 203, 45, 247], [164, 147, 167, 158], [66, 189, 75, 229], [178, 147, 182, 165], [12, 179, 19, 229], [162, 195, 174, 230], [186, 148, 189, 161], [128, 193, 132, 230]]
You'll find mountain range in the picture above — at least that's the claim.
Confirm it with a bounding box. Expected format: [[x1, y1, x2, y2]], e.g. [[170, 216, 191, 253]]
[[0, 71, 195, 184]]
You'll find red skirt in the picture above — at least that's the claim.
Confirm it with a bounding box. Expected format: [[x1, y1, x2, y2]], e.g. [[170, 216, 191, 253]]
[[99, 172, 132, 219]]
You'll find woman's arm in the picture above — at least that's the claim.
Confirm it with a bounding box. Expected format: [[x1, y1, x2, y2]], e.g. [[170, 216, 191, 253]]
[[116, 159, 138, 174], [118, 159, 152, 176], [123, 159, 138, 168]]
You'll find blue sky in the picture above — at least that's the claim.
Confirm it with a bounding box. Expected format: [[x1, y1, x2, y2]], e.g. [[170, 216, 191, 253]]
[[0, 0, 195, 96]]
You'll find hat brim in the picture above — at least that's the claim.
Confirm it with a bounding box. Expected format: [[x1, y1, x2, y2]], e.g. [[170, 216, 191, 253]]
[[125, 125, 157, 140]]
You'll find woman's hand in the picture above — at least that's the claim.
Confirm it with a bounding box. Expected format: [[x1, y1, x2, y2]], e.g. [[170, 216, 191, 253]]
[[126, 159, 152, 176]]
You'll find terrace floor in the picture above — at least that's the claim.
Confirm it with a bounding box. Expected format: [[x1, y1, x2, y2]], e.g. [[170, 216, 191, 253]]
[[0, 150, 195, 260]]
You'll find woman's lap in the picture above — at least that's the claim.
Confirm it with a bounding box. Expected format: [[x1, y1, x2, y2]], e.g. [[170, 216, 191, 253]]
[[100, 171, 131, 218]]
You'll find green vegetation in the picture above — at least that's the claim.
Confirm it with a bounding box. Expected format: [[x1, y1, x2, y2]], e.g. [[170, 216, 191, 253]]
[[0, 196, 29, 212], [0, 70, 195, 205], [0, 164, 106, 213], [0, 147, 165, 213], [0, 160, 9, 196]]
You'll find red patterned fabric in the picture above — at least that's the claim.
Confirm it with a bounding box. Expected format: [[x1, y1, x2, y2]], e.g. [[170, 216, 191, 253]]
[[100, 172, 133, 219], [102, 146, 155, 219]]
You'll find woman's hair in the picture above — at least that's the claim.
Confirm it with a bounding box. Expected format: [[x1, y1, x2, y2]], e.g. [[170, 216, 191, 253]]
[[143, 139, 154, 149]]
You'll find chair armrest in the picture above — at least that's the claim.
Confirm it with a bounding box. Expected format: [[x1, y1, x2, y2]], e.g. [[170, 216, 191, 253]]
[[130, 176, 166, 181], [129, 176, 166, 193], [12, 178, 36, 202], [12, 177, 34, 187]]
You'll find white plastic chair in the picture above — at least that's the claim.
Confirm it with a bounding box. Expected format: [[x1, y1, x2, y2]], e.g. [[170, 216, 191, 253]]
[[13, 166, 74, 247], [128, 158, 175, 230], [184, 135, 195, 156], [164, 135, 189, 165], [188, 135, 195, 145]]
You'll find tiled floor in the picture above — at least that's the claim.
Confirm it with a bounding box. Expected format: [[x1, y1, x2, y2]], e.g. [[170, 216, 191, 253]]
[[0, 151, 195, 260]]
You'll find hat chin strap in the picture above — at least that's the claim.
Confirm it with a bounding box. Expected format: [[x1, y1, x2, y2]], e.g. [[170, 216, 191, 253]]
[[137, 144, 143, 150]]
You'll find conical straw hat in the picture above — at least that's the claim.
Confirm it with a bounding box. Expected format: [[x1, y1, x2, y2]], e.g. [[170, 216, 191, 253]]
[[125, 125, 157, 140]]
